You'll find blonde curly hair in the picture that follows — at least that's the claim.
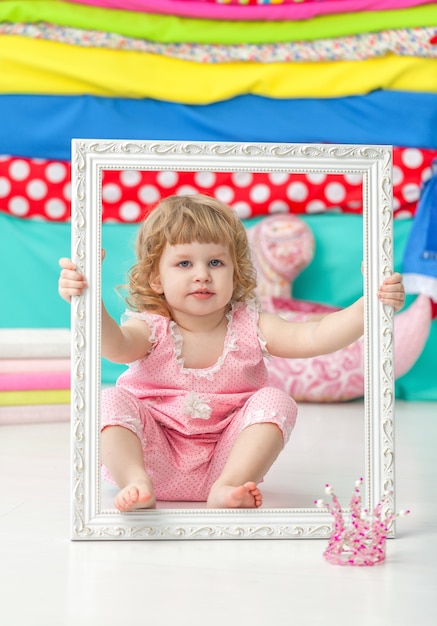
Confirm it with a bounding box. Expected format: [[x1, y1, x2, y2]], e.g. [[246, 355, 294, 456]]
[[126, 194, 257, 317]]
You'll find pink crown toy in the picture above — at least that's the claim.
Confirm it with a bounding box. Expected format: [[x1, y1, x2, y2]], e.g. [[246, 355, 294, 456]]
[[315, 478, 410, 566]]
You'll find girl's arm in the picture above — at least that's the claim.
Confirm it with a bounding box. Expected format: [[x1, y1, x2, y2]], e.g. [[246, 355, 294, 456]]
[[259, 272, 405, 360], [101, 307, 152, 364], [259, 298, 364, 359], [58, 257, 152, 364]]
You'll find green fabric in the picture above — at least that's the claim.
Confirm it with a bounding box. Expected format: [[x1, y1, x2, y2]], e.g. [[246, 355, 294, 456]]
[[0, 1, 436, 44], [1, 214, 71, 328], [1, 212, 435, 400]]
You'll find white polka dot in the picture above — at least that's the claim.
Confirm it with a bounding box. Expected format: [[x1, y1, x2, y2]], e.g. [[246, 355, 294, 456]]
[[232, 172, 253, 187], [214, 185, 234, 204], [176, 185, 198, 197], [45, 198, 67, 219], [102, 183, 122, 203], [45, 162, 67, 183], [325, 182, 346, 203], [347, 201, 362, 210], [421, 166, 432, 183], [392, 166, 404, 186], [194, 171, 216, 188], [306, 172, 326, 185], [306, 200, 326, 213], [344, 173, 363, 186], [26, 179, 47, 200], [9, 196, 29, 216], [120, 169, 142, 187], [157, 171, 178, 188], [392, 197, 401, 210], [268, 172, 290, 185], [232, 201, 252, 219], [9, 160, 30, 181], [401, 148, 423, 169], [249, 184, 270, 204], [268, 200, 289, 213], [286, 181, 308, 202], [0, 177, 11, 197], [138, 185, 160, 204], [401, 183, 420, 203], [63, 182, 71, 201], [119, 201, 141, 221], [395, 209, 412, 219]]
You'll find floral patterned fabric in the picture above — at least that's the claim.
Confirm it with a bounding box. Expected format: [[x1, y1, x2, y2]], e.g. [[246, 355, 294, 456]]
[[1, 23, 435, 62]]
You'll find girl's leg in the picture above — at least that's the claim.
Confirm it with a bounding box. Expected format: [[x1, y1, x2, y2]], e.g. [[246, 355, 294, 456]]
[[206, 422, 283, 509], [101, 425, 156, 512]]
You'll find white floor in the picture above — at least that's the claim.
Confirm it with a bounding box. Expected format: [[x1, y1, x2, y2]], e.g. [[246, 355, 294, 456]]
[[0, 401, 435, 626]]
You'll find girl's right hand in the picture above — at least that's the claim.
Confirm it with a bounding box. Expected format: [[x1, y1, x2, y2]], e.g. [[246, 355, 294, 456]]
[[58, 257, 88, 303]]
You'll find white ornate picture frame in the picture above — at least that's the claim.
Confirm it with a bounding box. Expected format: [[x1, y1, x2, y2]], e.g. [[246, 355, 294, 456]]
[[70, 140, 394, 540]]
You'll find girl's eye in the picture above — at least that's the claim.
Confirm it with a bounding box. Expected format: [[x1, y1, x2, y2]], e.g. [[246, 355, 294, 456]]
[[178, 261, 191, 268], [209, 259, 222, 267]]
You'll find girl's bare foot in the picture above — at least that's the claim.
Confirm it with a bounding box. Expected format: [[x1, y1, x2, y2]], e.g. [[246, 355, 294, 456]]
[[114, 480, 156, 512], [206, 481, 262, 509]]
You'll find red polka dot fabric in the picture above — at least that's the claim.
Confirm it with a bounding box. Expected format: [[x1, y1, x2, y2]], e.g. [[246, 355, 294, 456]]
[[1, 147, 435, 222], [0, 156, 71, 221]]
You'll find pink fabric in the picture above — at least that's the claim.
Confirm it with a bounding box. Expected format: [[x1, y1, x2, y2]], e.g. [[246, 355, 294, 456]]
[[66, 0, 435, 21], [0, 371, 70, 391], [100, 301, 297, 501], [0, 359, 70, 373]]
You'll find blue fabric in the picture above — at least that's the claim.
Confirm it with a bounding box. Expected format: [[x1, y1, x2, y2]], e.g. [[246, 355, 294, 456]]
[[1, 91, 437, 161], [403, 163, 437, 280], [423, 163, 437, 259]]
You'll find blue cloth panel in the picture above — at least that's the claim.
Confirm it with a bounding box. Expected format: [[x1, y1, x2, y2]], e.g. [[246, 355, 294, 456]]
[[423, 164, 437, 258], [403, 164, 437, 275], [1, 91, 437, 161]]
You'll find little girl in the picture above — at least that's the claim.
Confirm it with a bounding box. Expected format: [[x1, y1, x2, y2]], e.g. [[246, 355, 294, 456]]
[[59, 194, 405, 512]]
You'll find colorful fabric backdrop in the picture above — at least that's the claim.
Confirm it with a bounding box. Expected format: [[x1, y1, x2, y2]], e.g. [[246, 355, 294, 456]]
[[1, 0, 436, 402]]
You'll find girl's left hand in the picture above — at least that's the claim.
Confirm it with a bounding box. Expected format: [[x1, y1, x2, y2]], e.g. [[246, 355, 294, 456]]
[[378, 272, 405, 312]]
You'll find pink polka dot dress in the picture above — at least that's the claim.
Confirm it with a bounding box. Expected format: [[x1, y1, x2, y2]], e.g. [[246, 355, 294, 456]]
[[101, 301, 297, 501]]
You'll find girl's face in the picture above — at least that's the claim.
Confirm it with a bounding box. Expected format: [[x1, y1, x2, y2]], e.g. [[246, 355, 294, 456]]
[[150, 241, 235, 320]]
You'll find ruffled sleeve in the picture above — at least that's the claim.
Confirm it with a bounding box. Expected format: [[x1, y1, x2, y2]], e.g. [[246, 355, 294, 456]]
[[244, 299, 272, 361]]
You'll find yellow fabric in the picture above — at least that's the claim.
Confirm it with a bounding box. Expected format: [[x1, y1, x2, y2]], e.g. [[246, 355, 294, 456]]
[[1, 36, 436, 102], [0, 390, 71, 406]]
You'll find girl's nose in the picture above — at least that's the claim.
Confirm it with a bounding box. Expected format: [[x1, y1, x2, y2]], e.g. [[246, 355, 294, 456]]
[[194, 264, 211, 281]]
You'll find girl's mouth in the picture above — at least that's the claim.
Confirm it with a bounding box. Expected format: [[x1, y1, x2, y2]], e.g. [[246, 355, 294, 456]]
[[191, 290, 213, 299]]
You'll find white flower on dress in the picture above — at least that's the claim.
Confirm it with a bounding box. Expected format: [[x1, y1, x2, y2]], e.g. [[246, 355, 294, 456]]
[[184, 391, 212, 420]]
